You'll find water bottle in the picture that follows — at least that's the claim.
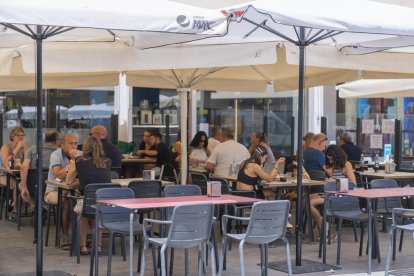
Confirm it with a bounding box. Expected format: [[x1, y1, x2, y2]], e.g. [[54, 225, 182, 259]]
[[374, 153, 380, 172], [360, 153, 364, 171], [8, 153, 14, 169]]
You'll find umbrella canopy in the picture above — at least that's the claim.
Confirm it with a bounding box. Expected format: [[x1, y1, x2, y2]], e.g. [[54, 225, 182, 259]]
[[5, 105, 68, 120], [0, 0, 228, 49], [68, 103, 113, 120], [338, 79, 414, 98]]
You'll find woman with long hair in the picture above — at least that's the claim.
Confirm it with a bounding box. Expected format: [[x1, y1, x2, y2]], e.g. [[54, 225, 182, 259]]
[[309, 144, 356, 240], [237, 145, 285, 198], [1, 126, 29, 213], [189, 131, 210, 168], [66, 136, 111, 255], [248, 131, 276, 163]]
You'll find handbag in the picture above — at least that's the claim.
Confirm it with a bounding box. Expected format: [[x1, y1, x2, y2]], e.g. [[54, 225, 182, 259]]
[[73, 199, 83, 215]]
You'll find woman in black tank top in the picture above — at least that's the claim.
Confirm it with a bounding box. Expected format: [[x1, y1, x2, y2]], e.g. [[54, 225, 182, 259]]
[[236, 145, 285, 198]]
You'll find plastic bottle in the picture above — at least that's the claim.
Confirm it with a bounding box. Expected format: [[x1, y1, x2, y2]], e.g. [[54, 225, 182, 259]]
[[360, 153, 364, 171], [374, 153, 380, 172]]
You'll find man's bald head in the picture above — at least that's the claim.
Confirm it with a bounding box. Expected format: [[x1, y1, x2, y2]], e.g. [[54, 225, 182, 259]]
[[90, 125, 107, 139]]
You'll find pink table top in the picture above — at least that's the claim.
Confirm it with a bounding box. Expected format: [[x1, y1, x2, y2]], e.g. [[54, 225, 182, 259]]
[[98, 195, 262, 210], [330, 187, 414, 199]]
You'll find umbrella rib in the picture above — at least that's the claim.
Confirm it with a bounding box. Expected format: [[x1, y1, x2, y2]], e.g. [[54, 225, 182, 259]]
[[44, 26, 74, 39], [243, 19, 268, 39], [1, 23, 33, 38], [241, 17, 297, 44], [309, 30, 343, 44], [250, 65, 273, 84], [306, 29, 324, 43], [151, 70, 181, 88], [189, 67, 226, 87], [171, 69, 185, 88]]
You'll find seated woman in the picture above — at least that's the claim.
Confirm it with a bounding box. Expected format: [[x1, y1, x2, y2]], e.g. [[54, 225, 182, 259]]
[[189, 131, 210, 169], [1, 126, 29, 213], [66, 136, 112, 255], [309, 144, 356, 240], [236, 145, 285, 198]]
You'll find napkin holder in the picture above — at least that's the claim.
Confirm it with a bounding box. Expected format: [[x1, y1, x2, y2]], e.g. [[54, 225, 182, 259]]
[[335, 178, 349, 192], [207, 181, 221, 197]]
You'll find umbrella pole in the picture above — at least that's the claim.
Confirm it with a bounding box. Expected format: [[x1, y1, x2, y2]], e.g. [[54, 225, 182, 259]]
[[295, 26, 306, 267], [178, 88, 190, 184], [35, 25, 44, 276]]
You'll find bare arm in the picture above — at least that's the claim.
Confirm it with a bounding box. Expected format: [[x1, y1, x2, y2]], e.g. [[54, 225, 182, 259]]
[[1, 144, 10, 168], [52, 164, 69, 180], [65, 160, 77, 185], [138, 149, 158, 157], [344, 161, 357, 184], [205, 162, 215, 173]]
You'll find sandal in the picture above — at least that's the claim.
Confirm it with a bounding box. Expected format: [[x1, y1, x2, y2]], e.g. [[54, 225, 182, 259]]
[[80, 246, 90, 255], [60, 242, 71, 250]]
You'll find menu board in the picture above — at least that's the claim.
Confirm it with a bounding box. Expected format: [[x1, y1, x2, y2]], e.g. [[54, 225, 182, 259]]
[[382, 119, 395, 134], [362, 119, 374, 134]]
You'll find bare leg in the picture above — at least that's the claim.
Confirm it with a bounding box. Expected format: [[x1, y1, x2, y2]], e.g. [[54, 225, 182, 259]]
[[309, 194, 324, 234]]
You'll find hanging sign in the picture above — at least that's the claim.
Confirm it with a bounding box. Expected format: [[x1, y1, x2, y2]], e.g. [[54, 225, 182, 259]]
[[382, 119, 395, 134], [370, 134, 383, 149], [362, 119, 374, 134]]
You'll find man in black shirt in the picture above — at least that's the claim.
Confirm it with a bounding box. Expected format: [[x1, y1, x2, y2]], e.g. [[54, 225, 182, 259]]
[[338, 132, 362, 161], [90, 125, 122, 168], [137, 132, 172, 177]]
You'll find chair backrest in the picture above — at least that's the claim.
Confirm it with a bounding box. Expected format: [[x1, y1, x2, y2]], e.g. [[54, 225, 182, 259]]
[[209, 176, 230, 194], [166, 202, 214, 249], [308, 170, 326, 181], [161, 163, 178, 183], [128, 180, 162, 198], [82, 183, 121, 218], [190, 172, 208, 195], [327, 195, 361, 214], [369, 179, 401, 212], [164, 185, 202, 219], [95, 188, 136, 227], [164, 185, 201, 197], [244, 200, 290, 244]]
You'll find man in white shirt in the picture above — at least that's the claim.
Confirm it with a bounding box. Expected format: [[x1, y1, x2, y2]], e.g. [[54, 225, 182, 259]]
[[207, 126, 222, 153], [206, 128, 250, 177]]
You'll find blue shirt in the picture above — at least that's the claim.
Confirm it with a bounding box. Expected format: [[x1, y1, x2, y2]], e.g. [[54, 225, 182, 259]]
[[303, 147, 325, 172]]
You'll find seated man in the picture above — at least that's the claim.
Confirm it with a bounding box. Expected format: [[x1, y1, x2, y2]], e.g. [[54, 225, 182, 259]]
[[206, 128, 250, 178], [137, 132, 172, 177], [44, 133, 81, 250], [89, 125, 121, 169], [338, 132, 362, 162]]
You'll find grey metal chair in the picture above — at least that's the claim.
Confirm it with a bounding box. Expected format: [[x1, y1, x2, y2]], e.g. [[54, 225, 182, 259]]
[[141, 202, 215, 276], [128, 180, 162, 221], [219, 200, 292, 276], [164, 185, 202, 276], [94, 187, 148, 275], [385, 208, 414, 276], [191, 172, 208, 195], [73, 183, 121, 264]]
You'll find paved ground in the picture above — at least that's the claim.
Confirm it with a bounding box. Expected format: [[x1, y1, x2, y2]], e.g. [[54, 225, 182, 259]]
[[0, 215, 413, 275]]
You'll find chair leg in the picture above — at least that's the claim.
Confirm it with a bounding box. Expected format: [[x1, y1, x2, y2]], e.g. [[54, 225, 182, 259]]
[[45, 205, 52, 247], [385, 226, 394, 276], [185, 249, 189, 276], [141, 239, 148, 276], [282, 237, 292, 276], [152, 244, 158, 276], [208, 241, 217, 276], [399, 229, 404, 252], [392, 228, 397, 261], [138, 235, 143, 273], [359, 221, 365, 256], [107, 231, 114, 276], [336, 218, 343, 265], [239, 240, 246, 276], [76, 217, 81, 264], [168, 248, 174, 276], [353, 221, 358, 242], [160, 245, 167, 276], [264, 244, 268, 276], [121, 233, 126, 261], [259, 245, 265, 276], [219, 236, 227, 275]]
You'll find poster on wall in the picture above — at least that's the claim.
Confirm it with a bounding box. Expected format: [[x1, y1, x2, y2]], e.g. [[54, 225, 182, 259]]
[[362, 119, 374, 134], [382, 119, 395, 134], [370, 134, 383, 149]]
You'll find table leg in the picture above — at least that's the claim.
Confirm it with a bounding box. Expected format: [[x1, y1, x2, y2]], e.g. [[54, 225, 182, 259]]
[[321, 195, 327, 263], [304, 186, 314, 242], [55, 188, 62, 248], [130, 211, 134, 276], [15, 177, 21, 230], [5, 173, 10, 220], [94, 207, 99, 276], [367, 198, 372, 275]]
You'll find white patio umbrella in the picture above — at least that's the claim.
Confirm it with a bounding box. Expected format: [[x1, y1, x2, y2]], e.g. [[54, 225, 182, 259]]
[[338, 79, 414, 98], [216, 0, 414, 269], [0, 2, 227, 274], [68, 103, 113, 120]]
